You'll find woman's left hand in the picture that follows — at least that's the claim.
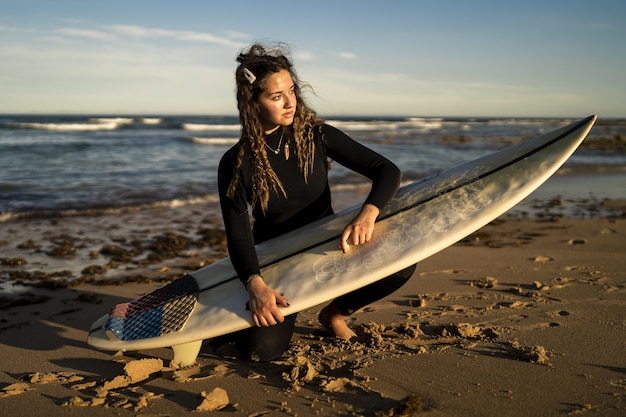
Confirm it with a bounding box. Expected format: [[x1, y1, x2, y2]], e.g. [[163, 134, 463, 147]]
[[340, 203, 380, 253]]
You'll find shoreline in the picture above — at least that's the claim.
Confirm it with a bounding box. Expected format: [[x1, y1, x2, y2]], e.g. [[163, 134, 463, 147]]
[[0, 171, 625, 416], [1, 170, 624, 289], [2, 165, 625, 224]]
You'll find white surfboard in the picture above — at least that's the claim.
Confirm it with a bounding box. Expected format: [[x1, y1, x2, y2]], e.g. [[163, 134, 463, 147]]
[[88, 115, 597, 366]]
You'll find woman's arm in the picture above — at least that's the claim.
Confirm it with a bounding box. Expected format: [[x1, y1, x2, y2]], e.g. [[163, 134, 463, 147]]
[[321, 124, 401, 252], [217, 149, 289, 326]]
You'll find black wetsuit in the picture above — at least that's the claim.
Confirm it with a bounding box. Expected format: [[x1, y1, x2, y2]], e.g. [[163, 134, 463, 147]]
[[218, 124, 416, 361]]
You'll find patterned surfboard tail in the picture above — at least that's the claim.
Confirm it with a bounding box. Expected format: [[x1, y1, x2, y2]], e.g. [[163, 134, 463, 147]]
[[104, 274, 199, 341]]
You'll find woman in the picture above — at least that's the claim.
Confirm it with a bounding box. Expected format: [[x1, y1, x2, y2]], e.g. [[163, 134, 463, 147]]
[[218, 44, 416, 362]]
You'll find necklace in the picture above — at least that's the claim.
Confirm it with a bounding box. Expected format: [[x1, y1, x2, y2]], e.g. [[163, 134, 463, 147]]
[[264, 129, 290, 160], [264, 130, 284, 154]]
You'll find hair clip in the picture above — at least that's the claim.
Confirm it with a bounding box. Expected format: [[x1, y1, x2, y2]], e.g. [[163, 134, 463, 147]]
[[243, 68, 256, 84]]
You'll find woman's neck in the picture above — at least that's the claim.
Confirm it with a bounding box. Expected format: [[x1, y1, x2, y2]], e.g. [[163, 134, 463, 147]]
[[264, 125, 280, 135]]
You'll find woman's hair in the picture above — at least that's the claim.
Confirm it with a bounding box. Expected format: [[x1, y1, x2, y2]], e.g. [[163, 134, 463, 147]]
[[228, 43, 324, 213]]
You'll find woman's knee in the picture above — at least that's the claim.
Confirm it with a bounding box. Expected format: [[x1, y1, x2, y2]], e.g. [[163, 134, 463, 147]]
[[235, 313, 297, 362]]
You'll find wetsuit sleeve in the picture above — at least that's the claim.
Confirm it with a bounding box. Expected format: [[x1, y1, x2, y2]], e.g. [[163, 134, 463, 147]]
[[321, 124, 401, 210], [217, 151, 260, 284]]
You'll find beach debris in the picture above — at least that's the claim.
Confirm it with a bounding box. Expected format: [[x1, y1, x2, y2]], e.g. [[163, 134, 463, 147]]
[[421, 322, 499, 341], [566, 403, 593, 415], [567, 238, 587, 245], [62, 396, 92, 407], [63, 386, 163, 410], [166, 362, 229, 383], [282, 355, 319, 387], [533, 255, 554, 263], [471, 276, 498, 288], [507, 341, 550, 364], [59, 359, 165, 409], [147, 232, 193, 262], [74, 293, 102, 304], [99, 244, 137, 262], [46, 235, 79, 258], [396, 323, 423, 338], [134, 392, 164, 412], [124, 358, 163, 383], [378, 394, 424, 416], [195, 227, 227, 248], [95, 358, 163, 397], [320, 377, 356, 393], [1, 257, 27, 266], [0, 293, 51, 309], [407, 297, 426, 307], [81, 264, 108, 276], [435, 323, 482, 339], [497, 300, 529, 309], [23, 371, 84, 385], [195, 387, 229, 411], [450, 323, 482, 338], [16, 239, 41, 250], [71, 381, 97, 391], [0, 382, 33, 397]]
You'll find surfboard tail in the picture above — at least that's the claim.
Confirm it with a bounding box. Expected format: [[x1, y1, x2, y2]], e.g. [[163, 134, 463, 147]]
[[104, 274, 200, 341]]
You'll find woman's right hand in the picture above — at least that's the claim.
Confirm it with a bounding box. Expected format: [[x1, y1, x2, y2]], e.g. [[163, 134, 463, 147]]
[[246, 275, 289, 327]]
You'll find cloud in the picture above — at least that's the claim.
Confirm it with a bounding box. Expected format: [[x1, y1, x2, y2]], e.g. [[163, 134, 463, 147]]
[[338, 52, 357, 59], [104, 24, 245, 48], [51, 24, 246, 49], [57, 28, 117, 41]]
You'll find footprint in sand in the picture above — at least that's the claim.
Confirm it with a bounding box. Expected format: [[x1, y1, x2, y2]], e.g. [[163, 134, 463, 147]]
[[548, 310, 571, 318]]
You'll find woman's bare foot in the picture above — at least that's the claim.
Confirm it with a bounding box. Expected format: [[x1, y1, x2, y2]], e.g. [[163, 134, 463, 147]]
[[318, 302, 357, 340]]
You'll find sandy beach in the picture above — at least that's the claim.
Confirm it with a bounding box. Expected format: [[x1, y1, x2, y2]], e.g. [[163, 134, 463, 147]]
[[1, 182, 625, 416]]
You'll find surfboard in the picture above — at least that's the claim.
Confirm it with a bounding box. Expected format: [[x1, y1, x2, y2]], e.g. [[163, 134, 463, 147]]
[[88, 115, 597, 367]]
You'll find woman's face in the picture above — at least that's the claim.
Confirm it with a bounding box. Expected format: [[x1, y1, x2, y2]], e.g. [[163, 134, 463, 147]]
[[258, 69, 297, 134]]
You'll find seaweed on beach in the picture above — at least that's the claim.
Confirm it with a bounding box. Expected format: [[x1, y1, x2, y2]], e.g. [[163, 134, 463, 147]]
[[146, 233, 193, 263], [99, 244, 141, 263], [46, 234, 82, 258], [0, 293, 51, 309]]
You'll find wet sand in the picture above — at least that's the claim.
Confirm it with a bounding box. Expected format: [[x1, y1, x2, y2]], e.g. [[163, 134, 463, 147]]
[[0, 179, 625, 416]]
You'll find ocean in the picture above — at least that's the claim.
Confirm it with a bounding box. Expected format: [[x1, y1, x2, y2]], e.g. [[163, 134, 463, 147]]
[[1, 114, 625, 221]]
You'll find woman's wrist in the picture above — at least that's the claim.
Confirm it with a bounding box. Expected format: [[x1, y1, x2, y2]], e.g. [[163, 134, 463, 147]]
[[361, 203, 380, 219], [245, 274, 263, 291]]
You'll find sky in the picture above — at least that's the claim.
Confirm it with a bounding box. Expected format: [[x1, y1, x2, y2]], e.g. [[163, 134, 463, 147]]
[[1, 0, 625, 118]]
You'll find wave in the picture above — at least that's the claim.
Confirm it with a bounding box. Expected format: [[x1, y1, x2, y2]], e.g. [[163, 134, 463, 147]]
[[182, 123, 241, 131], [484, 118, 572, 126], [0, 117, 165, 131], [88, 117, 134, 124], [0, 193, 221, 224], [4, 120, 125, 131], [187, 137, 239, 145], [326, 117, 444, 132], [138, 117, 161, 124], [406, 117, 444, 129]]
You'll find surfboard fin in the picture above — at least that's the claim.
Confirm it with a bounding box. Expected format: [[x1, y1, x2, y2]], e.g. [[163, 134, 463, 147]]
[[171, 340, 203, 368]]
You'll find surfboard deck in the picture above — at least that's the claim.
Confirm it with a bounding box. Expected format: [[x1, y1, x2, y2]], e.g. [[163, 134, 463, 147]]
[[88, 115, 597, 367]]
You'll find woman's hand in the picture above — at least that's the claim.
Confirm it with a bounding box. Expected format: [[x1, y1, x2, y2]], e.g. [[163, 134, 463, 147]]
[[340, 203, 380, 253], [246, 275, 289, 327]]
